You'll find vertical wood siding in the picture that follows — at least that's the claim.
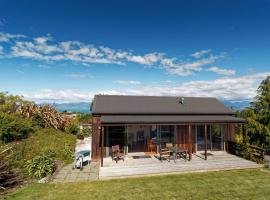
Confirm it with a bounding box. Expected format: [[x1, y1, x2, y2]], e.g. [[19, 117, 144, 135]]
[[92, 116, 101, 161], [176, 125, 196, 153]]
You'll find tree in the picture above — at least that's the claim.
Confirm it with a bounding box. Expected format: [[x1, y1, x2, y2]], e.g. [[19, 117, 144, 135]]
[[0, 92, 71, 131], [0, 92, 28, 114], [252, 76, 270, 127], [238, 76, 270, 148]]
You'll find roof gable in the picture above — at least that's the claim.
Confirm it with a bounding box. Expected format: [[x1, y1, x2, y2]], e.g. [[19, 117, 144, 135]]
[[91, 95, 234, 115]]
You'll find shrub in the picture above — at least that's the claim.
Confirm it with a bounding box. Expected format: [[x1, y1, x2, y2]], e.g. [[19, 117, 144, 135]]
[[25, 150, 56, 179], [66, 123, 80, 135], [59, 144, 74, 160], [82, 128, 92, 137], [0, 113, 33, 143], [234, 133, 260, 162], [9, 128, 76, 177], [31, 115, 46, 128], [76, 133, 84, 140]]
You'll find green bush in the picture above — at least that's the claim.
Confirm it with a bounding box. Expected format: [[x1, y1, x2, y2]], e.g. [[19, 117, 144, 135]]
[[66, 123, 80, 135], [31, 115, 46, 128], [25, 150, 56, 179], [82, 128, 92, 137], [59, 144, 74, 160], [76, 133, 84, 140], [0, 113, 33, 143], [10, 128, 76, 174]]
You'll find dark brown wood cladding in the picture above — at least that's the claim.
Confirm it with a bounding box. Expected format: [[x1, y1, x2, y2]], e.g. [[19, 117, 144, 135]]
[[227, 124, 236, 142], [176, 125, 196, 153], [92, 116, 101, 161]]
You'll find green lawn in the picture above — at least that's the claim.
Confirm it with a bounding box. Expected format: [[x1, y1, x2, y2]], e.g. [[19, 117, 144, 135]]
[[2, 169, 270, 200]]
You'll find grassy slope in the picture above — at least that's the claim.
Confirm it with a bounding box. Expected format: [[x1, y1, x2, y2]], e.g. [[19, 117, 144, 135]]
[[3, 169, 270, 200], [2, 128, 76, 176], [13, 128, 76, 163]]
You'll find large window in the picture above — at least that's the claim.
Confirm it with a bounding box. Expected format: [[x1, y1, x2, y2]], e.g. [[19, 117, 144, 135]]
[[108, 126, 125, 147], [211, 125, 224, 151], [196, 125, 211, 151], [196, 124, 224, 151], [127, 125, 158, 152], [160, 125, 175, 146]]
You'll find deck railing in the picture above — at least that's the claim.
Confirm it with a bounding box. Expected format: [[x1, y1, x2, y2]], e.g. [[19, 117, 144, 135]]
[[227, 141, 267, 161], [249, 145, 265, 159]]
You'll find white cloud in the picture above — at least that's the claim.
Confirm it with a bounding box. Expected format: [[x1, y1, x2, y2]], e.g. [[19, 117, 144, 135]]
[[23, 72, 269, 103], [0, 45, 3, 54], [162, 80, 174, 83], [107, 72, 269, 100], [23, 89, 94, 103], [127, 53, 163, 65], [34, 34, 52, 44], [0, 32, 26, 42], [114, 80, 141, 85], [160, 54, 222, 76], [16, 69, 25, 74], [208, 66, 236, 76], [38, 64, 51, 69], [64, 73, 94, 79], [191, 49, 211, 58], [0, 32, 228, 76]]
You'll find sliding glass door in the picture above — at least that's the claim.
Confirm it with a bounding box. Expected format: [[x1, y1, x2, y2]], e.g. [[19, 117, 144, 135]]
[[126, 125, 175, 152], [196, 124, 224, 151], [160, 125, 175, 147], [127, 125, 157, 152], [210, 125, 224, 151]]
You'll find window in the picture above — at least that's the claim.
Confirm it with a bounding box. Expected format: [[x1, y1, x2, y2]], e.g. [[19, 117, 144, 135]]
[[108, 126, 125, 147], [160, 125, 175, 144]]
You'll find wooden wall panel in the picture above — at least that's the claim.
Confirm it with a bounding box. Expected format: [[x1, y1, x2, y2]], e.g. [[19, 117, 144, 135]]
[[91, 116, 101, 161], [227, 124, 236, 142], [176, 125, 196, 153], [192, 125, 196, 153]]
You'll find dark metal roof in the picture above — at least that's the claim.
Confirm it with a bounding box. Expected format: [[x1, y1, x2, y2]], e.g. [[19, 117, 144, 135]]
[[101, 115, 246, 124], [92, 95, 234, 115]]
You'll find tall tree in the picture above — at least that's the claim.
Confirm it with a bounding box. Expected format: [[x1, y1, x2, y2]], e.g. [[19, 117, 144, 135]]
[[240, 76, 270, 148], [252, 76, 270, 127]]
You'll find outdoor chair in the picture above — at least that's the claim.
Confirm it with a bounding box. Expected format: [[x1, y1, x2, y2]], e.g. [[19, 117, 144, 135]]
[[147, 139, 156, 152], [159, 148, 171, 162], [111, 145, 125, 163]]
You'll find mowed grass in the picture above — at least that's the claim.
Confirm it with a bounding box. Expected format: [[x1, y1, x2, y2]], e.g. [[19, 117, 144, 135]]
[[3, 169, 270, 200]]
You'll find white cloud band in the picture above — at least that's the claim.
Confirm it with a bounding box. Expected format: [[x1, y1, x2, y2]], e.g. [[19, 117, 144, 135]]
[[23, 72, 269, 103], [0, 32, 233, 77]]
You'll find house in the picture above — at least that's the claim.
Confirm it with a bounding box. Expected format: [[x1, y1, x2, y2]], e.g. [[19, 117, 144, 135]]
[[91, 95, 245, 166]]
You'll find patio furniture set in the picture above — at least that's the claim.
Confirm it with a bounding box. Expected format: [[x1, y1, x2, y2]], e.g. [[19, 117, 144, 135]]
[[111, 142, 188, 163]]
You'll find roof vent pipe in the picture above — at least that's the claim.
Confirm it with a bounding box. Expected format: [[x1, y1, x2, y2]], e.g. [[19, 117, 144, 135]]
[[179, 97, 184, 104]]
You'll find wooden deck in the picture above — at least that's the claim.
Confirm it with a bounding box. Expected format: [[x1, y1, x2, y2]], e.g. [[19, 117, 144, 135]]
[[99, 151, 263, 179]]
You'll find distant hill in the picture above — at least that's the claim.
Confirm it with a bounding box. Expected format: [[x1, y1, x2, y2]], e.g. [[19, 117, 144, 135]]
[[51, 102, 91, 113], [47, 100, 250, 113], [222, 100, 250, 111]]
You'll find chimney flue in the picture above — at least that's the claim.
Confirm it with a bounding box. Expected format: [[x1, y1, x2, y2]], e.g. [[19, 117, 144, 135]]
[[179, 97, 184, 104]]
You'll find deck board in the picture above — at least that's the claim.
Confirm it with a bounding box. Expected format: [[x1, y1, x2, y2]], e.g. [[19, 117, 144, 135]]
[[99, 152, 262, 179]]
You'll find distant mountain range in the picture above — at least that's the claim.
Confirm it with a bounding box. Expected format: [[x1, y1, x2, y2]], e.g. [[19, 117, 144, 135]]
[[49, 100, 250, 113], [50, 102, 91, 113], [222, 100, 250, 111]]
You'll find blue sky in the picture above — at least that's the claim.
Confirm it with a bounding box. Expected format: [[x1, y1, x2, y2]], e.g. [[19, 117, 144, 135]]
[[0, 0, 269, 102]]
